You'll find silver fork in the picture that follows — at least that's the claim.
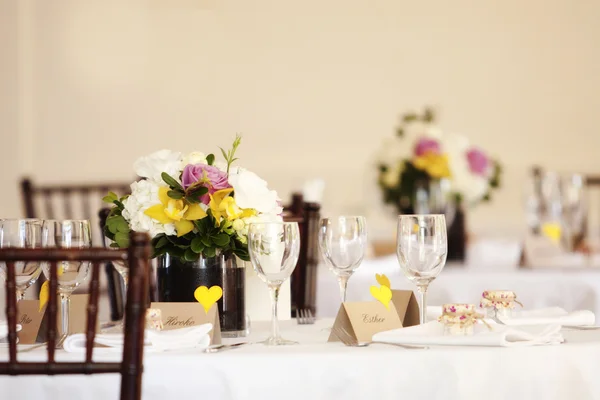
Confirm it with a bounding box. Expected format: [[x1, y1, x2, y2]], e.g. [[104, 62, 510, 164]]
[[332, 325, 426, 350], [490, 313, 600, 330], [296, 309, 316, 325]]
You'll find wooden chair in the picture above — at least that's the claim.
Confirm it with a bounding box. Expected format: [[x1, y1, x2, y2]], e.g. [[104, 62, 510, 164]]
[[0, 232, 150, 400], [20, 177, 131, 322], [283, 193, 321, 316]]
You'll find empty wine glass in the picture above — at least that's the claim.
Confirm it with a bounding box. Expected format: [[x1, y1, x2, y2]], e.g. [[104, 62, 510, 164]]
[[42, 220, 91, 347], [101, 241, 128, 333], [397, 214, 447, 325], [0, 219, 43, 300], [248, 222, 300, 346], [318, 216, 367, 303]]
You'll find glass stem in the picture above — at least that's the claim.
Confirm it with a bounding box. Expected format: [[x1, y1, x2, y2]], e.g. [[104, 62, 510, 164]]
[[337, 275, 349, 303], [121, 274, 128, 321], [59, 293, 70, 346], [416, 285, 428, 325], [269, 284, 281, 340]]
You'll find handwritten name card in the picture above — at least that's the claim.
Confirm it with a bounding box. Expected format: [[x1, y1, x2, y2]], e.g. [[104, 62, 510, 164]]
[[328, 290, 420, 343], [150, 302, 221, 344]]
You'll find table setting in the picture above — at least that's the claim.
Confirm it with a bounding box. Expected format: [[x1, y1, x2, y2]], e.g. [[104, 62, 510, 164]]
[[2, 133, 600, 400]]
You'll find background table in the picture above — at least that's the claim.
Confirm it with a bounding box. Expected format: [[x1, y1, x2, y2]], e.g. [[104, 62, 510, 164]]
[[2, 320, 600, 400], [316, 255, 600, 318]]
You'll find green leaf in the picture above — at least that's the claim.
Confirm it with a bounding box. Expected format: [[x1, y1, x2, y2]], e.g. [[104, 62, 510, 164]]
[[212, 233, 230, 247], [167, 190, 184, 199], [114, 232, 130, 248], [206, 154, 215, 165], [155, 236, 169, 249], [109, 242, 120, 248], [162, 172, 184, 191], [191, 237, 204, 253], [116, 219, 129, 233], [204, 247, 216, 258], [187, 186, 208, 196], [184, 248, 199, 262], [201, 237, 212, 247]]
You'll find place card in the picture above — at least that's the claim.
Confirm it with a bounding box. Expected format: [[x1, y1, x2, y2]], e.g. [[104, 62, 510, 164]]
[[36, 294, 100, 342], [150, 302, 221, 344], [16, 300, 46, 344], [328, 290, 420, 343]]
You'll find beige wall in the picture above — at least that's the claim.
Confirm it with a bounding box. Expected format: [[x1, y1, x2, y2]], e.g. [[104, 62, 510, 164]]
[[2, 0, 600, 240]]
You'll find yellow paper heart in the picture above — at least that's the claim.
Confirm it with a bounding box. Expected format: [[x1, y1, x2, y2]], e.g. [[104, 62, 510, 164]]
[[194, 285, 223, 314], [370, 285, 392, 310], [541, 223, 561, 244], [38, 281, 49, 312], [375, 273, 391, 289]]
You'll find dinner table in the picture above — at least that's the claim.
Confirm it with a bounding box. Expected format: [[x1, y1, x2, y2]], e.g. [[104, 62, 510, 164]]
[[2, 319, 600, 400]]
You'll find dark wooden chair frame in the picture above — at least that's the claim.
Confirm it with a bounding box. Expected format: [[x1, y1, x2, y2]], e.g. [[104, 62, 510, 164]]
[[284, 193, 321, 316], [0, 232, 150, 400]]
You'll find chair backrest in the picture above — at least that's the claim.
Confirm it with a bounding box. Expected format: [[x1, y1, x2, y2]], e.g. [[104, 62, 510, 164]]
[[283, 193, 321, 316], [20, 177, 131, 245], [0, 232, 150, 400]]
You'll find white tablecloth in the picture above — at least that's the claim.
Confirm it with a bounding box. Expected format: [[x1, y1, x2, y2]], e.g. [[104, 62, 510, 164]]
[[317, 255, 600, 318], [2, 319, 600, 400]]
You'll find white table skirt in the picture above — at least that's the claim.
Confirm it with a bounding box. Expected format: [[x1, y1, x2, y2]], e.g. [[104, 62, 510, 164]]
[[316, 255, 600, 318], [2, 320, 600, 400]]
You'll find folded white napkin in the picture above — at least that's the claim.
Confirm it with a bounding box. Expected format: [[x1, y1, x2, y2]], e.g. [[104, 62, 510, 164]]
[[427, 306, 595, 327], [63, 323, 213, 353], [372, 321, 564, 347], [0, 321, 22, 341]]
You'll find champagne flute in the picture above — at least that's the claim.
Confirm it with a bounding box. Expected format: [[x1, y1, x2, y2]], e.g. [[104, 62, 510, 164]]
[[397, 214, 447, 325], [248, 222, 300, 346], [318, 216, 367, 303], [0, 219, 43, 300], [101, 239, 128, 332], [42, 220, 91, 347]]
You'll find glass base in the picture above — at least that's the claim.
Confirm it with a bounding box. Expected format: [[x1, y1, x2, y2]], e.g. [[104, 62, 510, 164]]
[[261, 336, 297, 346], [100, 320, 124, 334], [221, 329, 248, 339]]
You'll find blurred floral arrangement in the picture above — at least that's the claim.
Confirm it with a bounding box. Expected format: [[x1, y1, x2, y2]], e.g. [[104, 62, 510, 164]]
[[377, 107, 501, 212], [102, 136, 282, 262]]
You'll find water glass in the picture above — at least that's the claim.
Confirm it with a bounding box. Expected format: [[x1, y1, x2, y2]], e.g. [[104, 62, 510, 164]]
[[248, 222, 300, 346], [318, 216, 367, 303], [0, 219, 43, 300], [42, 220, 92, 346], [397, 214, 447, 324]]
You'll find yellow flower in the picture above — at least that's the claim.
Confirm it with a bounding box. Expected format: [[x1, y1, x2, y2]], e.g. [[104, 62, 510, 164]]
[[144, 187, 207, 237], [209, 188, 257, 225], [413, 152, 451, 179]]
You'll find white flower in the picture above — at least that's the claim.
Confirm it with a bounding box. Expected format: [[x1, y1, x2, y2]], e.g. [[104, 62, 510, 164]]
[[133, 150, 182, 183], [122, 180, 176, 238], [381, 161, 403, 188], [228, 169, 281, 214], [181, 151, 207, 168], [442, 133, 489, 204]]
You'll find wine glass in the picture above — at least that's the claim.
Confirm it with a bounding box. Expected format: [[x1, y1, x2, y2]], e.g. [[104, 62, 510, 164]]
[[0, 219, 43, 300], [396, 214, 447, 325], [101, 240, 128, 332], [318, 216, 367, 303], [248, 222, 300, 346], [42, 220, 92, 346]]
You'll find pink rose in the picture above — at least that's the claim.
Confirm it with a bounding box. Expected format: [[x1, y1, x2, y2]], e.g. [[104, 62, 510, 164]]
[[182, 164, 231, 204]]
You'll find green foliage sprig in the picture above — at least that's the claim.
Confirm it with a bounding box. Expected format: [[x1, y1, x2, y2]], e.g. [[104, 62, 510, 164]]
[[102, 192, 131, 248]]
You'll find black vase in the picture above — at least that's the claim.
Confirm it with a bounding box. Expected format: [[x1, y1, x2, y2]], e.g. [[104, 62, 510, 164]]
[[156, 252, 246, 338]]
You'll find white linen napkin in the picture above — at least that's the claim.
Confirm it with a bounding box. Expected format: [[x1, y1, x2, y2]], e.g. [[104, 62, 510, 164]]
[[0, 321, 22, 341], [63, 323, 213, 353], [372, 321, 564, 347], [427, 306, 595, 327]]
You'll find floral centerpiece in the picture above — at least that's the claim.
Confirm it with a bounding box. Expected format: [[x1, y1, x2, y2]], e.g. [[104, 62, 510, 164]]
[[376, 107, 501, 261], [377, 107, 501, 213], [103, 135, 282, 261], [103, 136, 282, 337]]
